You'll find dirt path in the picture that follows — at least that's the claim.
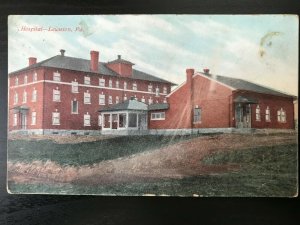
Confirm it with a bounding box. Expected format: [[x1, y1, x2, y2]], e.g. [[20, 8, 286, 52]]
[[8, 133, 297, 185]]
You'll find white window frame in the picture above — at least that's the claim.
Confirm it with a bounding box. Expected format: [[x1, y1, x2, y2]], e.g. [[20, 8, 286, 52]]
[[163, 86, 167, 94], [99, 94, 105, 105], [14, 92, 18, 104], [52, 112, 60, 125], [116, 80, 119, 89], [53, 71, 61, 82], [265, 106, 271, 122], [22, 90, 27, 103], [24, 75, 28, 84], [124, 81, 127, 90], [116, 96, 119, 104], [109, 79, 113, 88], [32, 89, 37, 102], [151, 112, 165, 120], [33, 72, 38, 82], [71, 100, 79, 114], [124, 95, 127, 101], [84, 113, 91, 126], [149, 97, 153, 105], [99, 78, 105, 87], [84, 76, 91, 85], [98, 114, 102, 126], [133, 83, 137, 91], [277, 108, 286, 123], [15, 77, 18, 86], [71, 81, 79, 93], [163, 98, 167, 103], [13, 113, 18, 126], [155, 87, 160, 96], [53, 89, 61, 102], [148, 84, 153, 92], [109, 95, 113, 104], [84, 91, 91, 104], [141, 96, 145, 103], [31, 111, 36, 125], [193, 107, 201, 123], [255, 105, 261, 121]]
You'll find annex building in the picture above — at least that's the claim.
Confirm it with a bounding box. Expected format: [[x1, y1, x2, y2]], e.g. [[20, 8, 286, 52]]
[[8, 50, 296, 135]]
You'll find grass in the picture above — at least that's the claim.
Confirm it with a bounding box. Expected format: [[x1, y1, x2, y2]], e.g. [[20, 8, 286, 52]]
[[8, 134, 202, 166], [8, 141, 298, 197]]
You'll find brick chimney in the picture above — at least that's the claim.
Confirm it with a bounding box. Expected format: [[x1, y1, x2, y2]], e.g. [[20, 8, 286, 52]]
[[186, 68, 194, 128], [90, 50, 99, 72], [28, 57, 37, 66], [203, 68, 210, 74]]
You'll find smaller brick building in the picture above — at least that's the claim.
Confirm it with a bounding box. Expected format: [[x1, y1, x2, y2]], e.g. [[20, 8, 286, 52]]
[[148, 68, 296, 134]]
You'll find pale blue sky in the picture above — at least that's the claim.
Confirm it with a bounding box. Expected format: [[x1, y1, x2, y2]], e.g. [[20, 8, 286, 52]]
[[8, 15, 298, 95]]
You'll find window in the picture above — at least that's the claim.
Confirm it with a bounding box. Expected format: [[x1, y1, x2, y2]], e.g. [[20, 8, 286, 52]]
[[116, 96, 119, 104], [99, 78, 105, 87], [71, 100, 78, 114], [98, 115, 102, 126], [119, 113, 127, 128], [124, 81, 127, 90], [32, 89, 37, 102], [193, 107, 201, 123], [33, 72, 37, 82], [141, 96, 145, 103], [24, 75, 28, 84], [13, 113, 17, 126], [52, 112, 60, 125], [128, 113, 137, 127], [31, 111, 36, 125], [53, 71, 61, 82], [71, 81, 78, 93], [109, 79, 112, 88], [53, 89, 60, 102], [163, 86, 167, 94], [255, 105, 261, 121], [148, 84, 153, 92], [15, 77, 18, 86], [265, 106, 270, 122], [22, 91, 27, 103], [148, 97, 153, 105], [116, 80, 119, 88], [277, 108, 286, 122], [14, 92, 18, 104], [109, 95, 112, 104], [84, 91, 91, 104], [155, 87, 160, 96], [84, 76, 90, 85], [99, 94, 105, 105], [163, 98, 167, 103], [133, 83, 137, 91], [151, 112, 166, 120], [84, 113, 91, 126], [124, 94, 127, 101]]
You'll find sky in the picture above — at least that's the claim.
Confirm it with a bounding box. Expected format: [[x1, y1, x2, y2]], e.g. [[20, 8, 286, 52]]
[[8, 15, 298, 95]]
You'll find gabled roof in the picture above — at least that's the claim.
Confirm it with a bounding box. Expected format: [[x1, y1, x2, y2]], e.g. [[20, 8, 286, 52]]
[[9, 55, 174, 85], [199, 72, 296, 99], [99, 99, 148, 112]]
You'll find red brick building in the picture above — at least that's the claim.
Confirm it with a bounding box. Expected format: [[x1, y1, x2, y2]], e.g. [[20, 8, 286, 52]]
[[8, 50, 296, 136], [8, 50, 174, 135], [149, 68, 296, 134]]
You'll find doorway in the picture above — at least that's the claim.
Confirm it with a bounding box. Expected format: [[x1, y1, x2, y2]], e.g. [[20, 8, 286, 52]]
[[235, 104, 251, 128]]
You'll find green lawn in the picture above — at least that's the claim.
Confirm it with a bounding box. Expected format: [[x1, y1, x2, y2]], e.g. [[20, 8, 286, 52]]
[[8, 142, 298, 197], [8, 135, 201, 166]]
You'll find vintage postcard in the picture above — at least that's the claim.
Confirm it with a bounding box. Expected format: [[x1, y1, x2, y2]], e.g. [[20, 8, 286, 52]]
[[7, 15, 298, 196]]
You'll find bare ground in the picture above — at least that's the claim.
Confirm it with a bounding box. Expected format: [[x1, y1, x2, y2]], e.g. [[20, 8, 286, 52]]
[[8, 133, 297, 185]]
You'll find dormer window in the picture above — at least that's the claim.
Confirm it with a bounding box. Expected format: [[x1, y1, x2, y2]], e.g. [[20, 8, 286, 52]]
[[53, 71, 61, 82], [84, 76, 90, 85]]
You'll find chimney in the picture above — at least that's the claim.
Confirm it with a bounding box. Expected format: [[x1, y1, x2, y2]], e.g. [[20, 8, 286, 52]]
[[186, 68, 194, 86], [118, 55, 121, 60], [90, 50, 99, 72], [60, 49, 66, 56], [28, 57, 37, 66], [203, 68, 210, 74]]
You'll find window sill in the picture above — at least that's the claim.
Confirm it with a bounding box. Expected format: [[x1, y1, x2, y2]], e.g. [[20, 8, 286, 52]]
[[151, 118, 165, 121], [52, 124, 60, 125], [71, 92, 79, 94], [53, 100, 61, 102], [193, 121, 202, 124], [71, 112, 79, 114], [84, 125, 91, 127], [84, 102, 91, 104]]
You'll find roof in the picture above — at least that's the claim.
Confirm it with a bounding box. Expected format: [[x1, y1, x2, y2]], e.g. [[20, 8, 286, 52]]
[[10, 55, 175, 85], [234, 96, 258, 104], [200, 72, 296, 99], [107, 56, 134, 65], [148, 103, 169, 111], [99, 99, 148, 112]]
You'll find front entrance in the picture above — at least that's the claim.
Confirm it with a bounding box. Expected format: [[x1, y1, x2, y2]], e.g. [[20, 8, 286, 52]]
[[235, 104, 251, 128], [21, 113, 27, 130]]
